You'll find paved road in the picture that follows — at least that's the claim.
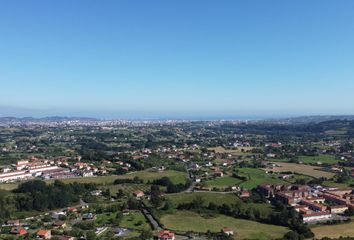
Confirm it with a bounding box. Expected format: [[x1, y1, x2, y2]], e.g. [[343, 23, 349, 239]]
[[141, 207, 162, 231], [140, 200, 162, 230]]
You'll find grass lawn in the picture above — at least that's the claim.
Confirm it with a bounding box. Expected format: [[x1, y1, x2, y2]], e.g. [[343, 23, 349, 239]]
[[120, 210, 151, 231], [96, 212, 116, 225], [161, 211, 289, 240], [236, 168, 286, 189], [311, 222, 354, 239], [205, 176, 243, 188], [298, 155, 338, 164]]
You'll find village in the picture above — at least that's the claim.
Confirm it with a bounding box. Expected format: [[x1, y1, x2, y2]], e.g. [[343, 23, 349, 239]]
[[0, 119, 354, 239]]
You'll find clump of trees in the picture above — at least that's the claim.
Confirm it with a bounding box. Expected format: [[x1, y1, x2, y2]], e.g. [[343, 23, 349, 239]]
[[13, 180, 96, 211], [152, 176, 191, 193], [114, 176, 144, 184]]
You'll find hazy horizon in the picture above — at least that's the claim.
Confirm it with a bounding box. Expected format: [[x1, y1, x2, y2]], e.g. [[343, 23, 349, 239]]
[[1, 105, 354, 120]]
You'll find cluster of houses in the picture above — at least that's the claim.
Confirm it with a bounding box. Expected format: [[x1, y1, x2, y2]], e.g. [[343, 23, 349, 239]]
[[258, 184, 354, 223], [2, 204, 94, 239], [4, 219, 54, 239]]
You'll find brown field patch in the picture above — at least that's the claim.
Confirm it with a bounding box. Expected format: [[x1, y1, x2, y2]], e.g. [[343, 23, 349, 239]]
[[208, 146, 255, 154], [311, 222, 354, 238], [265, 162, 334, 179]]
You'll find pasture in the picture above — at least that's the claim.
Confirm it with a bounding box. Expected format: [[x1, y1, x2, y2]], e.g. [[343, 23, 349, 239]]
[[298, 154, 338, 164], [208, 146, 256, 154], [266, 162, 335, 178], [161, 211, 289, 240], [236, 168, 286, 189], [205, 168, 285, 189], [0, 169, 188, 191], [165, 192, 273, 218], [205, 176, 243, 188], [311, 222, 354, 239]]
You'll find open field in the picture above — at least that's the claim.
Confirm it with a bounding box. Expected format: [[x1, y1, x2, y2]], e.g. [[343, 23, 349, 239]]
[[205, 176, 243, 188], [120, 210, 151, 231], [236, 168, 286, 189], [205, 168, 286, 189], [161, 211, 289, 240], [311, 222, 354, 239], [165, 192, 273, 218], [166, 192, 241, 206], [298, 154, 338, 164], [208, 146, 256, 154], [0, 169, 187, 191], [323, 179, 354, 188], [266, 162, 335, 178], [105, 183, 151, 195]]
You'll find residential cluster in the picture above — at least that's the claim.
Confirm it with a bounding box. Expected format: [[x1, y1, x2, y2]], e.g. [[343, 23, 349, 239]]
[[258, 183, 354, 223]]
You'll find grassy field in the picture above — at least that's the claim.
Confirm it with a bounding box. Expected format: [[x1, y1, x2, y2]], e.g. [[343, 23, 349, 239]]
[[323, 178, 354, 188], [161, 211, 289, 240], [0, 169, 187, 191], [120, 210, 151, 231], [165, 192, 273, 218], [105, 183, 151, 195], [204, 168, 285, 189], [166, 192, 241, 206], [236, 168, 286, 189], [267, 162, 335, 178], [311, 222, 354, 239], [298, 155, 338, 164], [205, 176, 243, 188], [208, 146, 255, 154]]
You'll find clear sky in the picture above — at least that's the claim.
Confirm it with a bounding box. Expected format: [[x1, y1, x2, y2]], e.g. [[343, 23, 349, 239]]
[[0, 1, 353, 119]]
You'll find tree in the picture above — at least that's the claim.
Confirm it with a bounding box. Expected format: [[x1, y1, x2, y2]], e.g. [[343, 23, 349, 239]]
[[150, 185, 162, 208], [345, 206, 354, 216], [192, 195, 205, 209], [116, 189, 124, 199], [283, 231, 300, 240], [162, 199, 173, 210], [86, 231, 96, 240], [140, 229, 153, 239]]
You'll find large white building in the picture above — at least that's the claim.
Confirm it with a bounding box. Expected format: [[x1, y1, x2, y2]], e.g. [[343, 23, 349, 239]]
[[302, 212, 332, 223], [0, 171, 32, 183]]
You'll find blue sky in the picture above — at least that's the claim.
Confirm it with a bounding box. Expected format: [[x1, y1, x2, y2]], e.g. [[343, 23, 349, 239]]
[[0, 1, 353, 119]]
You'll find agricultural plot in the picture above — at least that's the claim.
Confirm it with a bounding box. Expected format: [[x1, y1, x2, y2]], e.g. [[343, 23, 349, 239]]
[[267, 162, 335, 178], [298, 154, 338, 164], [205, 176, 243, 188], [105, 183, 151, 195], [123, 169, 187, 184], [0, 169, 188, 191], [208, 146, 256, 154], [205, 168, 285, 189], [311, 222, 354, 239], [161, 211, 289, 240], [323, 178, 354, 189], [166, 192, 241, 207], [236, 168, 286, 189], [165, 192, 273, 218]]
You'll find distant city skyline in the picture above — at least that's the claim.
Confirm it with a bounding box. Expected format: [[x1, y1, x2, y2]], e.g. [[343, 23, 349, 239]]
[[1, 1, 354, 118]]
